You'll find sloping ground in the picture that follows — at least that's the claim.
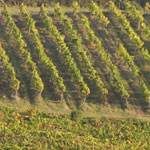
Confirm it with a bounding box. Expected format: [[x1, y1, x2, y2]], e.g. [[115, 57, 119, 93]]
[[0, 2, 150, 111]]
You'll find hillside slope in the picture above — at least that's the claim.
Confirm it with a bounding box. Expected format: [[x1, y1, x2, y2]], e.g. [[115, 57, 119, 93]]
[[0, 1, 150, 111]]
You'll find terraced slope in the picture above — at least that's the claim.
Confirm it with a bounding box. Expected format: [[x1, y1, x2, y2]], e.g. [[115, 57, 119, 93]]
[[1, 1, 150, 110]]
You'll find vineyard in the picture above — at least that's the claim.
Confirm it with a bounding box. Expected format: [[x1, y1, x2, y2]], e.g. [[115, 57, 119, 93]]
[[1, 1, 150, 149], [1, 1, 150, 111], [1, 107, 150, 149]]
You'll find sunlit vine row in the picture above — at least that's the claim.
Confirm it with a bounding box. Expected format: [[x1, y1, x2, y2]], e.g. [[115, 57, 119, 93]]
[[40, 4, 90, 98], [118, 44, 139, 77], [74, 10, 129, 99], [81, 5, 149, 102], [54, 3, 108, 96], [0, 42, 20, 96], [89, 1, 109, 27], [108, 1, 143, 49], [2, 6, 44, 99], [124, 1, 150, 38], [118, 44, 150, 103], [20, 3, 66, 99], [72, 1, 80, 15], [108, 1, 150, 63]]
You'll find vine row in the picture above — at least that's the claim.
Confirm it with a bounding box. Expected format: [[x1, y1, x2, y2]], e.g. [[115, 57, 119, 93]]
[[108, 1, 150, 63], [0, 42, 20, 97], [20, 3, 66, 99], [54, 3, 108, 96], [40, 4, 90, 98], [2, 6, 44, 100], [89, 1, 110, 27], [77, 12, 129, 99], [124, 1, 150, 38], [118, 44, 150, 103], [108, 1, 144, 49]]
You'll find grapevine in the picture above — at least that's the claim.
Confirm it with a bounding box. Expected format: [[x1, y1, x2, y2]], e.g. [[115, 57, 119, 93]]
[[40, 4, 90, 98], [108, 1, 150, 63], [118, 44, 150, 103], [108, 1, 144, 49], [124, 1, 150, 37], [2, 6, 44, 100], [20, 3, 66, 99], [0, 42, 20, 97], [78, 13, 129, 99], [118, 44, 139, 77], [89, 1, 110, 27], [54, 3, 108, 96]]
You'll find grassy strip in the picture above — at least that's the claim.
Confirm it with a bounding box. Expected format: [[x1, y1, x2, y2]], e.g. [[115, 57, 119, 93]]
[[0, 6, 88, 15]]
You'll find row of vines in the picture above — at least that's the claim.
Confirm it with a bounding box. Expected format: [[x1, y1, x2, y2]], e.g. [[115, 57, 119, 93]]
[[0, 1, 150, 107]]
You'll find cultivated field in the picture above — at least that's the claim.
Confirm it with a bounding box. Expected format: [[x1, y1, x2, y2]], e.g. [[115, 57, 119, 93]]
[[1, 1, 150, 149], [0, 107, 150, 149], [1, 1, 150, 109]]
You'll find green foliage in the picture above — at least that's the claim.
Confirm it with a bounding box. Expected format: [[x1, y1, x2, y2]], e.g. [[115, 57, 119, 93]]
[[1, 1, 150, 107], [55, 2, 108, 97], [109, 1, 144, 49], [89, 1, 110, 27], [140, 81, 150, 103], [1, 6, 44, 99], [124, 1, 144, 24], [118, 44, 139, 77], [20, 3, 66, 97], [108, 1, 150, 65], [40, 4, 90, 98], [1, 107, 150, 149], [0, 43, 20, 95], [144, 2, 150, 14], [79, 14, 129, 99], [118, 44, 150, 103], [124, 1, 150, 38], [72, 1, 80, 14]]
